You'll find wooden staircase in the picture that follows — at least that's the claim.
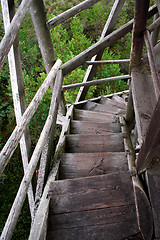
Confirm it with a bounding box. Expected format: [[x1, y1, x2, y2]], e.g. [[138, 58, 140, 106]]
[[47, 95, 152, 240]]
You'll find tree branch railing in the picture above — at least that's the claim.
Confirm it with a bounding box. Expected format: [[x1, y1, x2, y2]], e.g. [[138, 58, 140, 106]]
[[0, 60, 62, 240], [47, 0, 101, 29], [62, 75, 131, 91], [0, 59, 61, 176]]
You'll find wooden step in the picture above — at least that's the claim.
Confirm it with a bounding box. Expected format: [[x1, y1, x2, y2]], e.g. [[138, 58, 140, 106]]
[[111, 95, 127, 108], [100, 97, 127, 110], [65, 133, 124, 153], [47, 173, 141, 240], [74, 108, 118, 123], [82, 101, 125, 115], [59, 152, 128, 179], [70, 120, 121, 134]]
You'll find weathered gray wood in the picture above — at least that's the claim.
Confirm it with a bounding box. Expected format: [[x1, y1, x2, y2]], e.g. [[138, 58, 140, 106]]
[[47, 173, 141, 239], [137, 97, 160, 173], [65, 133, 124, 153], [148, 15, 160, 33], [156, 0, 160, 15], [47, 0, 100, 29], [120, 116, 153, 240], [0, 59, 61, 176], [70, 120, 121, 134], [62, 75, 130, 90], [151, 13, 160, 46], [59, 152, 128, 179], [125, 87, 135, 132], [100, 97, 127, 110], [1, 0, 34, 219], [130, 0, 150, 71], [0, 0, 33, 71], [29, 160, 60, 240], [146, 163, 160, 239], [30, 0, 56, 74], [74, 108, 118, 123], [61, 19, 133, 77], [144, 30, 160, 100], [82, 101, 126, 115], [0, 66, 63, 240], [85, 59, 130, 65], [76, 3, 157, 103], [110, 95, 127, 108]]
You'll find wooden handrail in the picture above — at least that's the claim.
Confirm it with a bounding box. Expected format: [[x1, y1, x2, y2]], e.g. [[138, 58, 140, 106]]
[[0, 67, 63, 240], [0, 59, 61, 176], [47, 0, 100, 29], [62, 75, 131, 90], [85, 59, 130, 65]]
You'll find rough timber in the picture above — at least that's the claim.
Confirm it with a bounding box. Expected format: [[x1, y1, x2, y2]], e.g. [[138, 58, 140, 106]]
[[0, 0, 160, 240]]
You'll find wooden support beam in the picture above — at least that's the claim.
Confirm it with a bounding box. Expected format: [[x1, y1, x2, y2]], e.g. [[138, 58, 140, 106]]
[[1, 0, 34, 219], [62, 75, 130, 90], [0, 0, 33, 71], [61, 20, 133, 76], [47, 0, 100, 29], [30, 0, 56, 74], [137, 96, 160, 174], [75, 0, 126, 102], [0, 68, 63, 240], [151, 13, 160, 46], [0, 59, 61, 176], [144, 30, 160, 100], [156, 0, 160, 14], [130, 0, 150, 71], [85, 59, 130, 65]]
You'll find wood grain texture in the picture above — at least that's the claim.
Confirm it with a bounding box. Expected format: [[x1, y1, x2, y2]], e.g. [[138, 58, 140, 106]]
[[47, 173, 141, 240], [70, 120, 121, 134], [65, 133, 124, 153], [59, 152, 128, 179], [73, 108, 118, 123], [82, 101, 126, 115]]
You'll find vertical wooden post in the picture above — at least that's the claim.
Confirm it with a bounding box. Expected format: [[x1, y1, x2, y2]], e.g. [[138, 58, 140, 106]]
[[30, 0, 56, 74], [130, 0, 150, 71], [75, 0, 125, 102], [1, 0, 34, 219]]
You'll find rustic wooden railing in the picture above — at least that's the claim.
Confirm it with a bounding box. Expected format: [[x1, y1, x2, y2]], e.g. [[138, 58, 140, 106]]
[[0, 59, 62, 240]]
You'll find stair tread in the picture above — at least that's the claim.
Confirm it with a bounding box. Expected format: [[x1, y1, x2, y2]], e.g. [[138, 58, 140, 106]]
[[65, 133, 124, 153], [82, 101, 125, 115], [74, 108, 119, 123], [100, 96, 127, 110], [70, 120, 121, 134], [47, 173, 140, 239], [59, 152, 128, 179]]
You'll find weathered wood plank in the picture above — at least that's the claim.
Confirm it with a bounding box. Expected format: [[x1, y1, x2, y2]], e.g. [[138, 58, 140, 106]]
[[48, 172, 134, 214], [74, 108, 118, 123], [137, 97, 160, 173], [47, 0, 100, 29], [65, 133, 124, 153], [130, 0, 150, 71], [82, 101, 126, 115], [59, 152, 128, 179], [70, 120, 121, 134], [62, 75, 130, 90], [0, 59, 61, 176], [146, 163, 160, 239]]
